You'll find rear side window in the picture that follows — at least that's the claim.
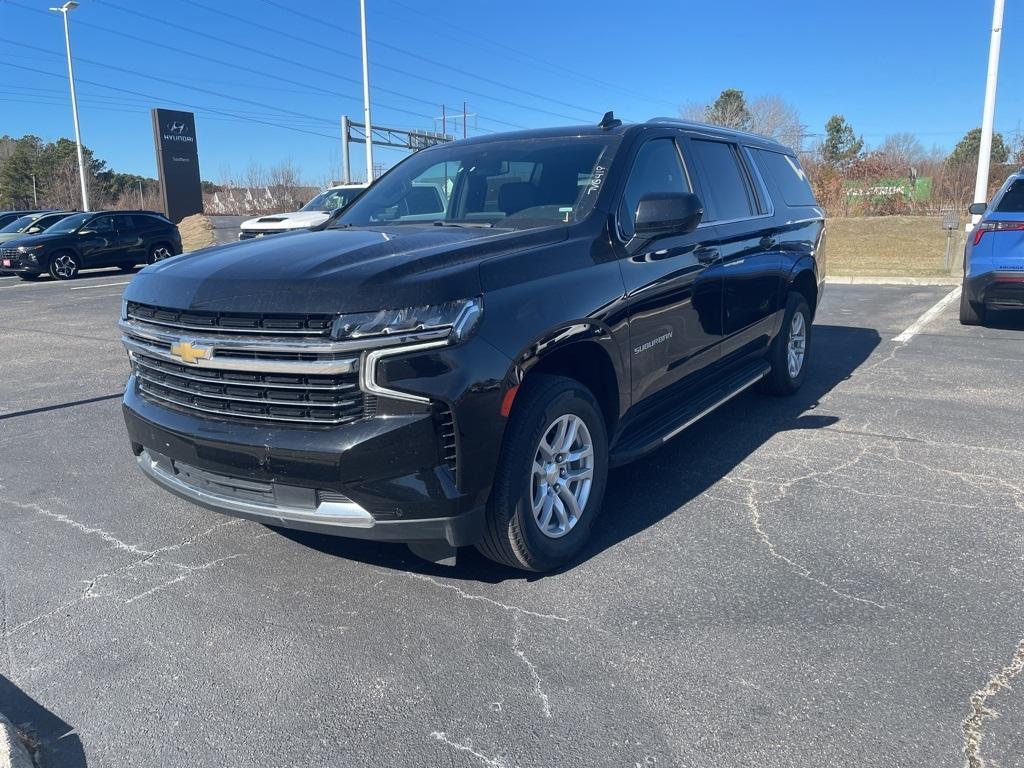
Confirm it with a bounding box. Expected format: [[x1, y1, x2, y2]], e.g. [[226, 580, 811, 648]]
[[689, 139, 755, 221], [995, 180, 1024, 213], [618, 138, 690, 239], [754, 149, 816, 207]]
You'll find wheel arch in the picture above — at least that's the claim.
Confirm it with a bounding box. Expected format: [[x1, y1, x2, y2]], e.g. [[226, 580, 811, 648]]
[[514, 329, 624, 436], [787, 259, 820, 319]]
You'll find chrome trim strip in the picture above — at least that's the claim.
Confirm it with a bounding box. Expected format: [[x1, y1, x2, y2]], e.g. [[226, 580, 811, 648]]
[[661, 370, 768, 443], [129, 355, 358, 391], [137, 382, 360, 425], [122, 336, 359, 376], [134, 372, 360, 409], [360, 338, 451, 404], [137, 449, 375, 528], [120, 318, 451, 354]]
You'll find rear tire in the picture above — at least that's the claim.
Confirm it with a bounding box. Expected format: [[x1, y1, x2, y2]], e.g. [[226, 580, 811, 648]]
[[147, 243, 174, 264], [476, 374, 608, 572], [48, 251, 79, 280], [959, 287, 985, 326], [761, 291, 811, 396]]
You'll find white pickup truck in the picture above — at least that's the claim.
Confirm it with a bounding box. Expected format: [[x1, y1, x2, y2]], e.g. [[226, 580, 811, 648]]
[[238, 183, 368, 240]]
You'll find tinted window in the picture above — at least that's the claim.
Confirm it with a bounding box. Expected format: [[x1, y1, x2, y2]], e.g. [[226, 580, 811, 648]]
[[755, 149, 816, 207], [618, 138, 690, 238], [89, 215, 117, 233], [690, 139, 755, 221], [0, 215, 35, 233], [113, 214, 136, 231], [995, 180, 1024, 213]]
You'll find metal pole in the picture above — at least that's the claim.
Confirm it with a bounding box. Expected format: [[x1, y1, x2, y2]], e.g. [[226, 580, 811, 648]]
[[32, 174, 38, 207], [138, 179, 144, 208], [358, 0, 373, 182], [55, 5, 90, 212], [463, 102, 467, 139], [341, 115, 351, 184], [972, 0, 1004, 222]]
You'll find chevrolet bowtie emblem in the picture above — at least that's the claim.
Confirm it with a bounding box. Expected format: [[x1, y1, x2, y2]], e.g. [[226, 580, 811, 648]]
[[170, 341, 211, 365]]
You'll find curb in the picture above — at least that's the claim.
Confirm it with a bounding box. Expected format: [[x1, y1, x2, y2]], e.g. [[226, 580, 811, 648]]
[[0, 714, 34, 768], [826, 276, 960, 286]]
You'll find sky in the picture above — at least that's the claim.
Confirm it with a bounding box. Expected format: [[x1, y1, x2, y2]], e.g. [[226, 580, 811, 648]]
[[1, 0, 1021, 185]]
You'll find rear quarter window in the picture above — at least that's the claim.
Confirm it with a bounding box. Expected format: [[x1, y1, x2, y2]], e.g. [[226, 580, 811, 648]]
[[754, 149, 817, 208], [994, 180, 1024, 213]]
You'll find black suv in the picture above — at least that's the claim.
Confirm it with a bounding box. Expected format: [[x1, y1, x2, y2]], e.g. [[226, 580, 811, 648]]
[[120, 117, 825, 572], [2, 210, 182, 280]]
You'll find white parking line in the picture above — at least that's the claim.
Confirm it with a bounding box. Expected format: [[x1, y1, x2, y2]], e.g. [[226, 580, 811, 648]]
[[893, 286, 962, 343], [69, 281, 130, 291]]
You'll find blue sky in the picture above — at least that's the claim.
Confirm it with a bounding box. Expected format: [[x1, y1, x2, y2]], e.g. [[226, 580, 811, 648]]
[[1, 0, 1021, 184]]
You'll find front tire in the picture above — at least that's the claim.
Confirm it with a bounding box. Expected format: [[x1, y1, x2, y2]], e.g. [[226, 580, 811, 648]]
[[477, 374, 609, 572], [761, 291, 811, 395], [959, 286, 985, 326], [48, 251, 79, 280]]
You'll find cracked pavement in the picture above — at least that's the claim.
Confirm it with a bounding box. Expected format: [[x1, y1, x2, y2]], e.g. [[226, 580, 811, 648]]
[[1, 273, 1023, 767]]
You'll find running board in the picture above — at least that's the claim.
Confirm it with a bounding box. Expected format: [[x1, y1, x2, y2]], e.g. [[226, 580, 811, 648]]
[[609, 360, 770, 466]]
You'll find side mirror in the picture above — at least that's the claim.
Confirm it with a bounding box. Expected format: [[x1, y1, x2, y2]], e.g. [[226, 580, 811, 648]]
[[634, 192, 704, 238], [26, 226, 41, 234], [78, 229, 96, 236], [968, 202, 987, 216]]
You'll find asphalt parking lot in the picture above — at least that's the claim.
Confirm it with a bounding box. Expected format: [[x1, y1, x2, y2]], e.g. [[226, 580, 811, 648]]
[[1, 272, 1022, 768]]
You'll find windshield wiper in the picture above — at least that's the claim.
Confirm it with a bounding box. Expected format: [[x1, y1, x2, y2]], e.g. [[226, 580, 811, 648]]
[[433, 220, 494, 228]]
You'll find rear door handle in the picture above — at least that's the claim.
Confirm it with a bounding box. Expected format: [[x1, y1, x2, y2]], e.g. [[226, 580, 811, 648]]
[[695, 246, 719, 265]]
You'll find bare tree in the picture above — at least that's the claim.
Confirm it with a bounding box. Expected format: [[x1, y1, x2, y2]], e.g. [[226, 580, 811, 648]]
[[880, 132, 926, 166], [680, 91, 804, 148]]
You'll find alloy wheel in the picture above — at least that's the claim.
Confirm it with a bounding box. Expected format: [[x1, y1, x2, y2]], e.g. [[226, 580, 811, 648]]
[[787, 311, 806, 379], [51, 253, 77, 279], [530, 413, 594, 539], [150, 246, 172, 263]]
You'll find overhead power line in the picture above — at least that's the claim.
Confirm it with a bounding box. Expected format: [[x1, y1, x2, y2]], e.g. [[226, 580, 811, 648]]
[[252, 0, 600, 119], [94, 0, 582, 125], [4, 0, 499, 133]]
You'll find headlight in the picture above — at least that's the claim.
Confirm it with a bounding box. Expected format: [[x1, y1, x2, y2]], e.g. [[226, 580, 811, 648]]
[[331, 297, 483, 343], [15, 244, 44, 253]]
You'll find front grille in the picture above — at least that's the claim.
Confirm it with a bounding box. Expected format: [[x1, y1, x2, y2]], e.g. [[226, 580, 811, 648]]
[[0, 247, 18, 259], [126, 301, 335, 337], [123, 305, 370, 426]]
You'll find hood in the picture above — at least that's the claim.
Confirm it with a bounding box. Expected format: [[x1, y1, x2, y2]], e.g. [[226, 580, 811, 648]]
[[2, 232, 67, 249], [240, 210, 330, 230], [0, 231, 34, 244], [125, 225, 567, 314]]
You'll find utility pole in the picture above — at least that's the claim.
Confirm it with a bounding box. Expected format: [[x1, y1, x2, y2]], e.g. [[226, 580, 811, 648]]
[[359, 0, 374, 181], [31, 174, 38, 207], [50, 1, 90, 212], [138, 179, 144, 209], [341, 115, 351, 184], [972, 0, 1004, 221], [463, 102, 467, 139]]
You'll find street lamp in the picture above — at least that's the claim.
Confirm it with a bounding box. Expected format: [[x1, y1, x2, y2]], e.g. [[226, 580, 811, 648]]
[[359, 0, 373, 181], [49, 0, 90, 212]]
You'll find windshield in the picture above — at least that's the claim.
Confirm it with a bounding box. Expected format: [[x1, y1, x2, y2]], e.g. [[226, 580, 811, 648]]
[[45, 212, 92, 234], [301, 188, 362, 212], [0, 215, 35, 233], [332, 135, 621, 229]]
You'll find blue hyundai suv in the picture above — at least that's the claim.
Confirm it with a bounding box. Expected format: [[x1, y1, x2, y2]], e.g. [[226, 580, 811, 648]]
[[962, 171, 1024, 325]]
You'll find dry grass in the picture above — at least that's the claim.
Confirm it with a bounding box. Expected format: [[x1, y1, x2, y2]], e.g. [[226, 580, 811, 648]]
[[177, 214, 217, 253], [826, 216, 965, 277]]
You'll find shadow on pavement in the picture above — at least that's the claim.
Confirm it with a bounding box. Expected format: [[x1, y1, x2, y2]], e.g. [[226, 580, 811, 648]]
[[0, 675, 87, 767], [279, 323, 881, 582], [984, 308, 1024, 330]]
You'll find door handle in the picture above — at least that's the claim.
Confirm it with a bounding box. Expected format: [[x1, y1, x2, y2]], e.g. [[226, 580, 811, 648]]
[[695, 246, 719, 265], [760, 235, 777, 249]]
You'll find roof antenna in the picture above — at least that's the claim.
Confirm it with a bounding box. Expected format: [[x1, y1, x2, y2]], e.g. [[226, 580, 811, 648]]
[[598, 111, 621, 130]]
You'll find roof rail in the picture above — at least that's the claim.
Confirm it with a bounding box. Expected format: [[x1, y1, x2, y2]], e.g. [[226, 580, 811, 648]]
[[645, 117, 786, 146]]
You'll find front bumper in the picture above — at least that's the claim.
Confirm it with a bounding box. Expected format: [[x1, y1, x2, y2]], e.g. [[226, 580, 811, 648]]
[[238, 229, 293, 240]]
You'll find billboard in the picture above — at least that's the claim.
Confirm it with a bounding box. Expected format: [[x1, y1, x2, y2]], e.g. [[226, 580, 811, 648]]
[[151, 108, 203, 222]]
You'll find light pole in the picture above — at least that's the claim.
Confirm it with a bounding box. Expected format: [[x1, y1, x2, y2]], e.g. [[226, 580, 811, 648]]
[[49, 0, 90, 212], [359, 0, 373, 182], [972, 0, 1004, 221]]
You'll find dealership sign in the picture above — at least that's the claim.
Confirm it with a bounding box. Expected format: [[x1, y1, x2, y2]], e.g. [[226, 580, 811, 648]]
[[151, 108, 203, 223]]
